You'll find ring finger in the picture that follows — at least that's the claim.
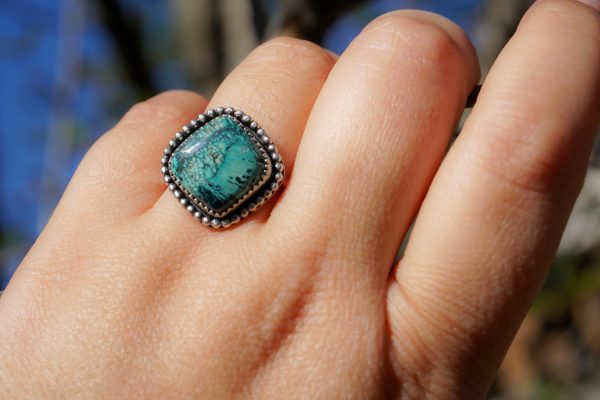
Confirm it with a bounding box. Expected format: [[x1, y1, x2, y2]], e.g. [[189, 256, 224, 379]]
[[147, 37, 336, 236]]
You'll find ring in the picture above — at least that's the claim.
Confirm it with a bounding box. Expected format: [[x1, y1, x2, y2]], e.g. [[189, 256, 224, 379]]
[[161, 107, 285, 229]]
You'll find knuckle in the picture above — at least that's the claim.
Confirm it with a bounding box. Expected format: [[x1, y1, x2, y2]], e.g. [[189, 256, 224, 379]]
[[529, 0, 600, 24], [523, 0, 600, 40], [86, 91, 198, 167], [363, 12, 463, 66], [83, 120, 139, 168], [90, 90, 199, 155], [250, 36, 335, 75], [84, 127, 122, 170], [122, 92, 194, 129], [467, 107, 577, 199]]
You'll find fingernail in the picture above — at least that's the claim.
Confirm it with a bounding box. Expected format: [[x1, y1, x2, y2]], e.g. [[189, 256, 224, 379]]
[[576, 0, 600, 11]]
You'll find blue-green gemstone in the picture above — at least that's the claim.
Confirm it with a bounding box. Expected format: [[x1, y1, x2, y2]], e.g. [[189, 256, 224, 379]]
[[169, 115, 268, 214]]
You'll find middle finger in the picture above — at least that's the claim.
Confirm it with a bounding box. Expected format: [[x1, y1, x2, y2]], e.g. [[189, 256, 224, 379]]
[[271, 11, 479, 286]]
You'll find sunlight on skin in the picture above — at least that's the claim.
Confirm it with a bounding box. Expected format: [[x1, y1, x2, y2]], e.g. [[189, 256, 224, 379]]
[[0, 1, 599, 398]]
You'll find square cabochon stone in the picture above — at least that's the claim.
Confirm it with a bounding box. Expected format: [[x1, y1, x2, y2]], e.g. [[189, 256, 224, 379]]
[[169, 115, 268, 214]]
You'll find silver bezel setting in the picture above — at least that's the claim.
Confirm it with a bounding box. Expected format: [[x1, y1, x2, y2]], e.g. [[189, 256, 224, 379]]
[[161, 107, 285, 229]]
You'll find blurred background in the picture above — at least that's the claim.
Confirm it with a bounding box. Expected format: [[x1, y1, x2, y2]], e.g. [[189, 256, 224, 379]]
[[1, 0, 599, 398]]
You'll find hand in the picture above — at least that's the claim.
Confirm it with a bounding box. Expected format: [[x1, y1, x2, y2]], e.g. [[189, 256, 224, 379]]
[[1, 1, 599, 398]]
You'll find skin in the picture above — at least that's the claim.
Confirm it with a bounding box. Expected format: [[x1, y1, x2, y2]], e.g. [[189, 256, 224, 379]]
[[1, 0, 599, 398]]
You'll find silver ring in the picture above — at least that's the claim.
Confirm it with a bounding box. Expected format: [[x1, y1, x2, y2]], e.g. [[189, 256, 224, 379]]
[[161, 107, 285, 229]]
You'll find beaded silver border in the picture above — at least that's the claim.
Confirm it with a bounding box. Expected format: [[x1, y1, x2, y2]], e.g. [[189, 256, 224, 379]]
[[161, 107, 285, 229]]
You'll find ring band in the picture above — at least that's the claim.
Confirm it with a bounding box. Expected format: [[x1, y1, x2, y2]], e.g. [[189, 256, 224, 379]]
[[161, 107, 285, 229]]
